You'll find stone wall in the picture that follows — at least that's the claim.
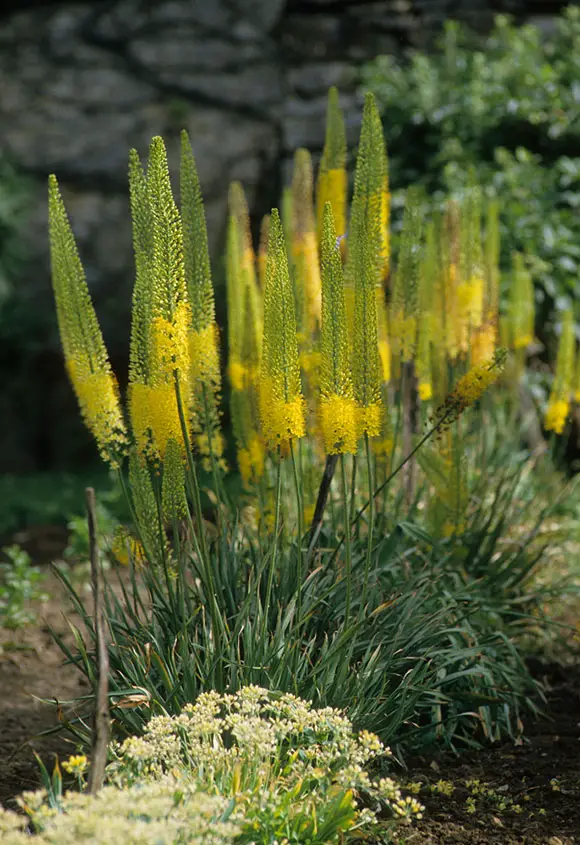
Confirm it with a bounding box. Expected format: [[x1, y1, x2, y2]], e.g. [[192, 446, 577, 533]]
[[0, 0, 567, 472]]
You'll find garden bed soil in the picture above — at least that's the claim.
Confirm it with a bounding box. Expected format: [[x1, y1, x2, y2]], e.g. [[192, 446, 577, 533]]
[[0, 558, 579, 843], [404, 662, 580, 844], [0, 567, 88, 810]]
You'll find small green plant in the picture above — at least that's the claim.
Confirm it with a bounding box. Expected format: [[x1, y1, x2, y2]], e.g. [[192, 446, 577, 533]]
[[0, 545, 48, 631]]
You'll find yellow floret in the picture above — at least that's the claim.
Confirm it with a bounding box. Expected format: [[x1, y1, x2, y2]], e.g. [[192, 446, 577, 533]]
[[150, 301, 191, 382], [320, 394, 358, 454], [261, 391, 306, 447], [544, 398, 570, 435], [66, 357, 127, 465], [130, 382, 186, 460], [378, 338, 391, 383], [189, 323, 220, 385], [357, 402, 383, 438], [238, 435, 266, 487]]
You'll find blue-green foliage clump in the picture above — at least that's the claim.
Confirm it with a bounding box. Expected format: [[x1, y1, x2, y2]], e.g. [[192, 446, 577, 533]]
[[362, 7, 580, 320]]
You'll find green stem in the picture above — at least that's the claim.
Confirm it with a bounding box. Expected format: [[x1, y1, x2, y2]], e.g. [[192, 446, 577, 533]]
[[201, 383, 231, 512], [151, 471, 174, 605], [340, 454, 352, 624], [349, 455, 358, 533], [330, 409, 454, 567], [174, 373, 226, 686], [262, 446, 283, 640], [174, 375, 208, 564], [361, 433, 374, 613], [290, 439, 303, 625]]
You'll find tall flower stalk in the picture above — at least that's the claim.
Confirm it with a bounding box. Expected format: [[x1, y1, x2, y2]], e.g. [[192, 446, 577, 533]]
[[320, 202, 356, 619], [260, 208, 305, 625], [545, 309, 575, 435], [180, 130, 224, 482], [48, 176, 128, 468], [316, 86, 347, 248]]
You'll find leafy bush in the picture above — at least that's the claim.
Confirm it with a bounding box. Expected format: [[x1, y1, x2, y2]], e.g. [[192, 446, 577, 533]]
[[0, 544, 48, 631], [362, 7, 580, 319], [0, 470, 124, 539]]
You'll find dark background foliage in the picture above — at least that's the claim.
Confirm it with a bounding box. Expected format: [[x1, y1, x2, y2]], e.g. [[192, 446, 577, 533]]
[[363, 8, 580, 335]]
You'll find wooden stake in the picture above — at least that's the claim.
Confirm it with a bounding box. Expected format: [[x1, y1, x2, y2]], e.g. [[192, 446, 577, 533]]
[[85, 487, 110, 794]]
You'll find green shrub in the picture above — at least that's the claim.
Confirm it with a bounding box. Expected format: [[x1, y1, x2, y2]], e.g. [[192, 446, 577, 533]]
[[0, 544, 48, 631], [362, 7, 580, 320]]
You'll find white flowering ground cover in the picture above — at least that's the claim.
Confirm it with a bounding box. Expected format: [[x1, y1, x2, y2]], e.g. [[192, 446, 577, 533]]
[[0, 687, 422, 844]]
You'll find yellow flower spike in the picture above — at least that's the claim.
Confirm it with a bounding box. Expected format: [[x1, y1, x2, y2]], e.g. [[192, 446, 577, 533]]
[[48, 174, 128, 467], [419, 432, 468, 539], [415, 316, 433, 401], [425, 218, 447, 355], [458, 180, 485, 343], [316, 87, 347, 246], [226, 213, 244, 384], [373, 394, 394, 460], [389, 188, 423, 365], [292, 148, 322, 332], [258, 213, 270, 289], [347, 94, 385, 435], [574, 346, 580, 403], [415, 221, 438, 402], [146, 137, 189, 327], [442, 200, 462, 362], [260, 208, 305, 447], [229, 181, 256, 276], [181, 131, 224, 470], [377, 291, 391, 384], [482, 198, 501, 346], [281, 185, 293, 256], [232, 285, 265, 485], [545, 309, 575, 435], [228, 181, 263, 344], [437, 349, 506, 425], [319, 202, 357, 454], [130, 381, 184, 461], [128, 137, 192, 462], [471, 323, 497, 367], [544, 399, 570, 436], [346, 93, 386, 288], [238, 435, 265, 488], [509, 252, 535, 350], [380, 180, 391, 278], [352, 256, 382, 436], [111, 527, 145, 567]]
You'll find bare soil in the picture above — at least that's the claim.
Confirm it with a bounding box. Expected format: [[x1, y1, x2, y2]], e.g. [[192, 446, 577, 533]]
[[394, 662, 580, 844], [0, 568, 89, 811]]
